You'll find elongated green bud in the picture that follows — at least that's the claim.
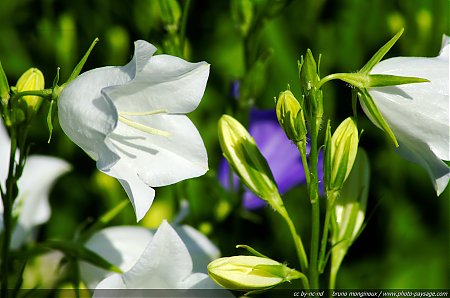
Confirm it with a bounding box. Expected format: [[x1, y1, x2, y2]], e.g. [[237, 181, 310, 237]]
[[218, 115, 285, 212], [0, 61, 10, 105], [276, 90, 307, 142], [326, 117, 359, 191], [208, 256, 304, 291], [16, 68, 45, 114], [299, 49, 323, 128]]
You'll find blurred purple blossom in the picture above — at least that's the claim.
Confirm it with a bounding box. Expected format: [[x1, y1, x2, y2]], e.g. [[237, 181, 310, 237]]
[[218, 109, 324, 210]]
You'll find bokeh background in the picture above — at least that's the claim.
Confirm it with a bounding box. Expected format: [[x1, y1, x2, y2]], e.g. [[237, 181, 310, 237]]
[[1, 0, 448, 292]]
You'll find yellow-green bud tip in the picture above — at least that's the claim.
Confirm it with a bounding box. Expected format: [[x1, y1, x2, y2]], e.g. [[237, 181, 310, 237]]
[[16, 68, 45, 113], [276, 90, 306, 142]]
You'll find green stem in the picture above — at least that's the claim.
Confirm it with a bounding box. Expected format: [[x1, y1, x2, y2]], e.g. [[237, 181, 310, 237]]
[[1, 127, 17, 298], [316, 73, 349, 89], [308, 119, 320, 289], [296, 141, 310, 186], [14, 89, 52, 100], [329, 267, 338, 289], [179, 0, 191, 58], [278, 209, 309, 289], [318, 191, 338, 273]]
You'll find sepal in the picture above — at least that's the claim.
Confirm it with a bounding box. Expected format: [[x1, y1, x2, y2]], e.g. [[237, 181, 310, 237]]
[[0, 61, 9, 105]]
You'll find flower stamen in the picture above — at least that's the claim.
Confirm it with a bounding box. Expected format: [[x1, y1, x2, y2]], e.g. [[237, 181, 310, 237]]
[[119, 109, 168, 116], [118, 110, 171, 137]]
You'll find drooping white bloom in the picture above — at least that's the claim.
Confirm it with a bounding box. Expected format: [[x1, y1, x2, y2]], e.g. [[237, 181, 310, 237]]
[[58, 41, 210, 221], [368, 36, 450, 195], [0, 121, 70, 249], [79, 220, 223, 292]]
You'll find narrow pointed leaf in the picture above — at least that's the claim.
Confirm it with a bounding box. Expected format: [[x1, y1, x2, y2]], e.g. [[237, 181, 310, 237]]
[[47, 100, 56, 143], [78, 199, 129, 242], [42, 240, 122, 273], [359, 89, 398, 147], [236, 245, 270, 259], [360, 28, 404, 74], [368, 74, 429, 87], [66, 38, 99, 84]]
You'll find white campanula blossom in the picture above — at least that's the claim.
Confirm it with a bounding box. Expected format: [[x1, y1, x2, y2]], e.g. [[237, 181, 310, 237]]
[[58, 41, 210, 220], [367, 36, 450, 195], [79, 220, 230, 294], [0, 121, 70, 249]]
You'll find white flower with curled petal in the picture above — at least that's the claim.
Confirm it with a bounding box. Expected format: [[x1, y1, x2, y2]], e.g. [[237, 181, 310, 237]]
[[368, 35, 450, 195], [58, 41, 210, 221], [79, 220, 229, 294], [0, 121, 71, 249]]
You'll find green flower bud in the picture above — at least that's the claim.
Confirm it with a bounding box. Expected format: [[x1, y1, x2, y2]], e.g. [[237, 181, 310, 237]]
[[218, 115, 285, 212], [0, 61, 10, 105], [326, 117, 359, 191], [276, 90, 306, 142], [299, 49, 323, 128], [16, 68, 45, 114], [208, 256, 304, 291]]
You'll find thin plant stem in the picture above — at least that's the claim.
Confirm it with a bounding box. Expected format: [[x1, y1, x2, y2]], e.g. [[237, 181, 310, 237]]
[[278, 209, 309, 289], [179, 0, 192, 58], [1, 126, 17, 298], [318, 190, 339, 273], [308, 119, 320, 289], [296, 141, 310, 186]]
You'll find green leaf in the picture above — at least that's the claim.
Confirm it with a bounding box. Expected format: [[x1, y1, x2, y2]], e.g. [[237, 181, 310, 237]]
[[236, 244, 270, 258], [359, 28, 404, 74], [368, 74, 429, 87], [65, 38, 99, 85], [47, 100, 56, 143], [78, 199, 129, 242], [359, 88, 398, 147], [42, 240, 122, 273]]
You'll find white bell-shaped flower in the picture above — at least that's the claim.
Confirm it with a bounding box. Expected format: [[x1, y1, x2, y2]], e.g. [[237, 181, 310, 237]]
[[79, 220, 227, 294], [368, 36, 449, 195], [58, 41, 210, 220]]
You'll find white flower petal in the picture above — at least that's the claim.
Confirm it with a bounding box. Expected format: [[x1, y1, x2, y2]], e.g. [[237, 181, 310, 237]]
[[369, 36, 450, 195], [10, 155, 70, 249], [105, 161, 156, 221], [94, 274, 126, 290], [80, 226, 153, 289], [81, 221, 225, 292], [175, 225, 220, 273], [58, 67, 128, 169], [104, 55, 210, 114], [108, 114, 208, 187], [394, 133, 450, 195], [121, 220, 193, 288]]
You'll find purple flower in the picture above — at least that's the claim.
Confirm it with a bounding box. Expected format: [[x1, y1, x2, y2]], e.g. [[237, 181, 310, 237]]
[[218, 109, 324, 209]]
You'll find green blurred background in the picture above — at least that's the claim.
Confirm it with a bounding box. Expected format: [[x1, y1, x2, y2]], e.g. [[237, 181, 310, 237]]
[[1, 0, 448, 291]]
